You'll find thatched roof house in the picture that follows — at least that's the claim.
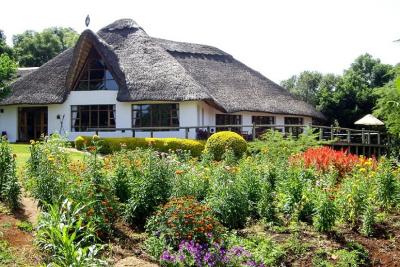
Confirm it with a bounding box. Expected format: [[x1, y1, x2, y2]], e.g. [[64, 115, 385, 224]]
[[0, 19, 324, 142]]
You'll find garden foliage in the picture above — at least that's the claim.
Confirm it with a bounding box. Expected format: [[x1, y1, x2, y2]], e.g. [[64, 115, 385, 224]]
[[17, 130, 400, 266], [0, 137, 20, 209], [75, 136, 205, 156]]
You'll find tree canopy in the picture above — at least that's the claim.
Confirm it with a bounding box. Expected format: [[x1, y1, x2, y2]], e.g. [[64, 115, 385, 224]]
[[0, 30, 14, 58], [374, 66, 400, 136], [12, 27, 79, 67], [0, 53, 17, 99], [281, 54, 394, 127]]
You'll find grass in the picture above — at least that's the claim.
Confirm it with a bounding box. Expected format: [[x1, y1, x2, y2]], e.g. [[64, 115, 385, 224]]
[[0, 240, 14, 265], [10, 144, 84, 170]]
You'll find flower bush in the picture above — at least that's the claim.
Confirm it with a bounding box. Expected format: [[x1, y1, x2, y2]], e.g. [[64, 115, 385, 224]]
[[160, 240, 266, 267], [146, 196, 224, 248], [290, 146, 360, 177], [25, 135, 70, 207], [118, 149, 174, 227]]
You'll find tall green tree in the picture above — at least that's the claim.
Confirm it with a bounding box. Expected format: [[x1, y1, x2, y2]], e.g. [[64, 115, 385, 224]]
[[0, 30, 14, 58], [0, 54, 17, 99], [281, 71, 323, 106], [324, 54, 394, 127], [281, 54, 394, 127], [13, 27, 78, 67], [374, 66, 400, 136]]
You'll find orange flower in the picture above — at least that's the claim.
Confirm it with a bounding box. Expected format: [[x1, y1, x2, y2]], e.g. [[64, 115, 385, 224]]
[[175, 170, 185, 175]]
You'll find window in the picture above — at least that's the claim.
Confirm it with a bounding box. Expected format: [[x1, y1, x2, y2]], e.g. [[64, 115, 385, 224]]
[[252, 116, 275, 125], [216, 114, 242, 132], [284, 117, 303, 125], [132, 104, 179, 130], [252, 116, 275, 136], [74, 50, 118, 91], [284, 117, 304, 135], [71, 105, 116, 132]]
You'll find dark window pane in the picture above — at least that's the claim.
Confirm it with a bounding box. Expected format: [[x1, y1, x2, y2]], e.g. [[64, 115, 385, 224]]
[[132, 104, 179, 130], [216, 114, 242, 133], [77, 81, 89, 90], [105, 79, 118, 90], [71, 105, 116, 132], [74, 50, 119, 91]]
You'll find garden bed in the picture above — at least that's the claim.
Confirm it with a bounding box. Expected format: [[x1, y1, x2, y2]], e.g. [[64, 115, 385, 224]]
[[1, 132, 400, 266]]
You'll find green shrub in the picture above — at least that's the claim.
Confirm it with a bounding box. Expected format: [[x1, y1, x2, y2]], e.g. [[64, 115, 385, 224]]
[[75, 136, 205, 156], [360, 202, 375, 236], [313, 191, 337, 232], [25, 135, 70, 207], [207, 166, 250, 229], [16, 221, 33, 233], [227, 234, 286, 266], [170, 156, 210, 201], [204, 131, 247, 160], [278, 167, 315, 222], [74, 136, 86, 150], [0, 137, 21, 210], [36, 199, 106, 266], [375, 158, 399, 209], [146, 196, 224, 248], [122, 149, 173, 227]]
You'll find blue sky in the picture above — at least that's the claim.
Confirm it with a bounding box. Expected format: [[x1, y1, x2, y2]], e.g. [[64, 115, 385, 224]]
[[1, 0, 399, 82]]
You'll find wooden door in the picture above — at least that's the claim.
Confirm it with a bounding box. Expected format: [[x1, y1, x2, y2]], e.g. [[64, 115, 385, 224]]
[[18, 107, 48, 141]]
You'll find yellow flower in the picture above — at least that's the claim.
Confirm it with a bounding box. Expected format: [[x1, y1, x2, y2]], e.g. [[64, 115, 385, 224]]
[[48, 156, 55, 162], [359, 168, 367, 173]]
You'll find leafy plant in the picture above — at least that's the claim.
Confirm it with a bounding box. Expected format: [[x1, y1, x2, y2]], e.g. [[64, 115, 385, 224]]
[[313, 190, 337, 232], [36, 199, 106, 266], [207, 166, 250, 229], [25, 135, 70, 207], [0, 137, 21, 210], [16, 220, 33, 233], [123, 149, 173, 227]]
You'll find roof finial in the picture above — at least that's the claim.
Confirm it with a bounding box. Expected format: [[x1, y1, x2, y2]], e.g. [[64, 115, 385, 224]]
[[85, 15, 90, 28]]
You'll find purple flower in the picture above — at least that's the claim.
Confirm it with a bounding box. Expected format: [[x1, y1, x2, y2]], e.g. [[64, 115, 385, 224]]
[[160, 250, 175, 262]]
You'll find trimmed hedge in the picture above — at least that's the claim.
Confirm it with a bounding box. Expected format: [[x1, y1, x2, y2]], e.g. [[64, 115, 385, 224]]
[[204, 131, 247, 160], [74, 136, 205, 157]]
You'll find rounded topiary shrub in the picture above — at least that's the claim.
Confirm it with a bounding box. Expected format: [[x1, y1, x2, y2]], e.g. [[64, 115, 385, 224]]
[[204, 131, 247, 160], [74, 136, 86, 150]]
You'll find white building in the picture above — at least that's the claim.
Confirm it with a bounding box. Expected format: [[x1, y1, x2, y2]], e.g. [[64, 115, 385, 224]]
[[0, 19, 324, 142]]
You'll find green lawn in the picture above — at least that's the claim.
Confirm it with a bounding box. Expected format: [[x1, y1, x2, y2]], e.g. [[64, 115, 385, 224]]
[[11, 144, 84, 170]]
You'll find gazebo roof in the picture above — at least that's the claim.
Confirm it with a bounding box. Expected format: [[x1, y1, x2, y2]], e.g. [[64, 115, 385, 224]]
[[354, 114, 384, 126]]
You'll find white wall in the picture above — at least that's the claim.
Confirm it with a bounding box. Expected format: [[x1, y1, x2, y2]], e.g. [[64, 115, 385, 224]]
[[48, 91, 201, 140], [0, 105, 18, 142], [197, 101, 313, 134], [0, 94, 313, 142]]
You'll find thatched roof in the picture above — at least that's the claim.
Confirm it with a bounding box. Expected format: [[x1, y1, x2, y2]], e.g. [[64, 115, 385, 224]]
[[16, 67, 38, 78], [1, 18, 324, 119], [354, 114, 384, 126]]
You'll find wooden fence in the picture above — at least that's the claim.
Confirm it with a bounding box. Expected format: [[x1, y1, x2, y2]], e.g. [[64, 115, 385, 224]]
[[89, 124, 389, 157]]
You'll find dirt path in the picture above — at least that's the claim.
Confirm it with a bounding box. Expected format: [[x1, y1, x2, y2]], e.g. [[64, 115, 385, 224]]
[[115, 257, 158, 267], [17, 195, 39, 224]]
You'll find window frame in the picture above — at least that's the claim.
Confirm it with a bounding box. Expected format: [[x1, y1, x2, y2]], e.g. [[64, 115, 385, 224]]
[[284, 116, 304, 135], [215, 114, 242, 133], [73, 49, 119, 91], [71, 105, 116, 132], [132, 104, 180, 131], [252, 115, 276, 136]]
